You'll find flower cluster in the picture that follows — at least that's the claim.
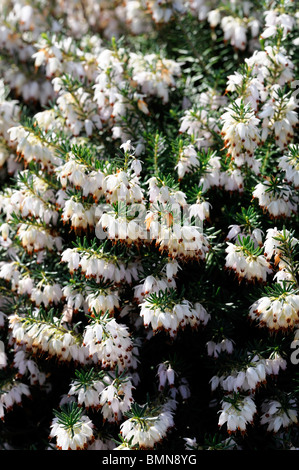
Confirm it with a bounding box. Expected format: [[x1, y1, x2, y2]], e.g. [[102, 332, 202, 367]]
[[210, 353, 287, 393], [119, 400, 176, 449], [260, 397, 298, 433], [218, 395, 257, 434]]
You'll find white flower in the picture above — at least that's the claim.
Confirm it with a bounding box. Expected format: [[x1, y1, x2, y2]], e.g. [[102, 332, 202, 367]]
[[140, 296, 210, 337], [146, 0, 186, 24], [221, 99, 260, 169], [189, 200, 211, 222], [120, 140, 132, 153], [9, 313, 87, 364], [221, 16, 249, 51], [179, 108, 220, 150], [12, 348, 46, 385], [206, 338, 234, 358], [0, 381, 31, 419], [50, 413, 94, 450], [259, 85, 298, 149], [83, 317, 134, 371], [30, 283, 63, 308], [263, 227, 298, 272], [279, 144, 299, 189], [128, 52, 181, 104], [226, 73, 267, 111], [211, 354, 271, 393], [260, 398, 298, 432], [146, 208, 210, 261], [218, 395, 256, 434], [99, 374, 134, 423], [249, 289, 299, 331], [120, 400, 175, 449], [68, 377, 105, 409], [261, 11, 295, 40], [175, 144, 199, 179], [225, 240, 272, 283], [86, 290, 120, 315]]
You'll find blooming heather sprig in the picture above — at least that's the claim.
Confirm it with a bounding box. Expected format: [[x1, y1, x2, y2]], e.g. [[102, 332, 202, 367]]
[[120, 400, 176, 449], [50, 403, 95, 450], [128, 52, 182, 104], [98, 371, 134, 423], [279, 144, 299, 189], [146, 0, 186, 24], [218, 394, 257, 434], [259, 86, 298, 150], [0, 0, 298, 452], [145, 203, 211, 261], [220, 98, 261, 173], [8, 312, 88, 364], [82, 314, 135, 371], [179, 108, 220, 150], [8, 125, 62, 171], [206, 338, 234, 358], [260, 397, 298, 433], [249, 283, 299, 331], [133, 273, 176, 304], [68, 367, 134, 421], [157, 361, 191, 400], [263, 227, 298, 283], [61, 246, 140, 285], [210, 353, 286, 394], [0, 380, 31, 421], [225, 236, 272, 283], [67, 368, 107, 409], [140, 289, 210, 337], [175, 143, 200, 180], [12, 347, 46, 386], [252, 179, 298, 219], [261, 9, 296, 40]]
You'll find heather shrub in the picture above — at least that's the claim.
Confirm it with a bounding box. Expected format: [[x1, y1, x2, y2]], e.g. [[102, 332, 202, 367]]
[[0, 0, 298, 451]]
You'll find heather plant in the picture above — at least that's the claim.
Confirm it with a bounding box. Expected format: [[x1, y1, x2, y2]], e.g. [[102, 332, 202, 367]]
[[0, 0, 298, 452]]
